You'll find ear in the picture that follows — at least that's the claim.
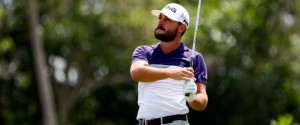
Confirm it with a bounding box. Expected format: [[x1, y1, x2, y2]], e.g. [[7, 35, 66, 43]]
[[178, 24, 187, 33]]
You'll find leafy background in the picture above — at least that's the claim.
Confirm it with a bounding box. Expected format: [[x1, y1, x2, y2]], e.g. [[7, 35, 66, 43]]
[[0, 0, 300, 125]]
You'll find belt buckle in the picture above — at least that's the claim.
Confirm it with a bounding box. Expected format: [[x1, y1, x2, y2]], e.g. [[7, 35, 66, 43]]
[[138, 119, 146, 125]]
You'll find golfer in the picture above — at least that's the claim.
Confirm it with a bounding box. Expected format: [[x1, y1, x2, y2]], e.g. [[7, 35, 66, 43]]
[[130, 3, 208, 125]]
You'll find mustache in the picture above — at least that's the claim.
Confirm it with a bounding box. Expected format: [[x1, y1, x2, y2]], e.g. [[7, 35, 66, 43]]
[[156, 25, 165, 31]]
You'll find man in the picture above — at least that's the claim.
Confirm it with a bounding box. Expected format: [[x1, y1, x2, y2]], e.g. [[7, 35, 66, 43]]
[[130, 3, 208, 125]]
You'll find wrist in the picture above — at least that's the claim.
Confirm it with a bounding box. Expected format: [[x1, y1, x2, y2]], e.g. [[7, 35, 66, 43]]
[[165, 69, 172, 78]]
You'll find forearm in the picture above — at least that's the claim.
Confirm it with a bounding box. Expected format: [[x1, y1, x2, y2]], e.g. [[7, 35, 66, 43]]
[[187, 82, 208, 111], [130, 61, 194, 82], [130, 63, 170, 82], [188, 93, 208, 111]]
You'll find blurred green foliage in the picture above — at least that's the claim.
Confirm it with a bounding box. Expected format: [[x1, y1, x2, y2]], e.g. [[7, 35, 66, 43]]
[[0, 0, 300, 125]]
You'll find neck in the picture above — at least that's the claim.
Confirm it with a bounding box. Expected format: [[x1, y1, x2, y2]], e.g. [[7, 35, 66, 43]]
[[160, 39, 181, 54]]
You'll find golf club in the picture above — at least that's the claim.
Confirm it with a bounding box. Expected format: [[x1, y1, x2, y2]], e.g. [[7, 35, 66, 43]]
[[191, 0, 202, 67], [185, 0, 202, 97]]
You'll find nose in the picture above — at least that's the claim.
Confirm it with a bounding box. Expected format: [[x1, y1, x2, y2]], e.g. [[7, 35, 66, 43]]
[[158, 18, 164, 25]]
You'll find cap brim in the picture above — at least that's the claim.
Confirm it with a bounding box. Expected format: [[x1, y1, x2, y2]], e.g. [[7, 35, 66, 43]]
[[151, 9, 179, 22], [151, 10, 160, 16]]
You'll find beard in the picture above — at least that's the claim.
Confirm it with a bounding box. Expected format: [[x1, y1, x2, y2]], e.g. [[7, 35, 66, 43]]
[[154, 25, 178, 42]]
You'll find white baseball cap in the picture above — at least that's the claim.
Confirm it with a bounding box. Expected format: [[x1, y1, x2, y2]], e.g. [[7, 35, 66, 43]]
[[151, 3, 190, 28]]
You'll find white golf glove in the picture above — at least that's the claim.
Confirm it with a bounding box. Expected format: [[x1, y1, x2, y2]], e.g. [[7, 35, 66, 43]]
[[183, 79, 197, 102]]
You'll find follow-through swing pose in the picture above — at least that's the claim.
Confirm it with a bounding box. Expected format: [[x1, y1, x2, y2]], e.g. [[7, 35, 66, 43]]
[[130, 2, 207, 125]]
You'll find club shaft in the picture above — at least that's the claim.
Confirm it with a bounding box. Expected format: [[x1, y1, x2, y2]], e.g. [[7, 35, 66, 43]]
[[190, 0, 202, 67]]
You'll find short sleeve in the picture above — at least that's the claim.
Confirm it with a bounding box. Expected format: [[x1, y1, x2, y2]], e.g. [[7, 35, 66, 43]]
[[131, 45, 149, 64], [194, 53, 208, 84]]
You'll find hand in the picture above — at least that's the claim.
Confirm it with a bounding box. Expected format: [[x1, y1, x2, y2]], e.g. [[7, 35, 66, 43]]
[[184, 79, 197, 102], [168, 67, 194, 81]]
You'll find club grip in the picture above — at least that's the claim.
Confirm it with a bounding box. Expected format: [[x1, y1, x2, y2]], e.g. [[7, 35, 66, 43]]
[[190, 57, 194, 67]]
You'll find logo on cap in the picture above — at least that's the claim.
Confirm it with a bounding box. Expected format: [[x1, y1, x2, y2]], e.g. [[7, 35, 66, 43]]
[[151, 3, 190, 28], [165, 5, 177, 13]]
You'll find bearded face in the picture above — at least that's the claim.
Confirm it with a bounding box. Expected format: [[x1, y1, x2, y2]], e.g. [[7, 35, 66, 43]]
[[154, 25, 179, 42]]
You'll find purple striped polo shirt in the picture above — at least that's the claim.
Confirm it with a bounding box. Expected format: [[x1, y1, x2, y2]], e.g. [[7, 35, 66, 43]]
[[131, 42, 207, 84]]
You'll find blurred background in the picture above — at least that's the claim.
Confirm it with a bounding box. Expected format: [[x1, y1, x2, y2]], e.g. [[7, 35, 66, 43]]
[[0, 0, 300, 125]]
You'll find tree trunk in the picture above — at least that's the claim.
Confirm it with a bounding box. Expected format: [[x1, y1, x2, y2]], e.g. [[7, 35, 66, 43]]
[[25, 0, 58, 125]]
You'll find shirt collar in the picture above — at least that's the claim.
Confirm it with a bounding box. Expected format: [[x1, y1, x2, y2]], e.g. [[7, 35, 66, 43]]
[[155, 42, 189, 56]]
